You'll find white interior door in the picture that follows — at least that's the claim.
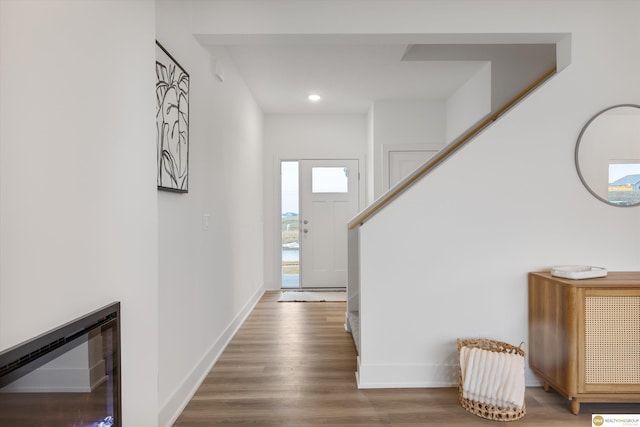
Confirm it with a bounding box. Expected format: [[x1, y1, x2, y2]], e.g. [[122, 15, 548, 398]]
[[383, 144, 442, 191], [299, 159, 359, 288]]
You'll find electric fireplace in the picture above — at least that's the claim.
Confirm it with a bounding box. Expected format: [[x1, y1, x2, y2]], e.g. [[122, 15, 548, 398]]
[[0, 302, 121, 427]]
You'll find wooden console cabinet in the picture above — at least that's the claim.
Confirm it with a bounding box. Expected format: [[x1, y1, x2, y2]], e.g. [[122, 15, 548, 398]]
[[528, 272, 640, 414]]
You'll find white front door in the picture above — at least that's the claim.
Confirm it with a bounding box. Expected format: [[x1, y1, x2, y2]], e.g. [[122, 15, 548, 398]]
[[299, 159, 359, 288]]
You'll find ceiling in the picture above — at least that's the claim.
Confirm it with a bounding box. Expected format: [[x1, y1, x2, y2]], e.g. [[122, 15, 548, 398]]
[[218, 43, 487, 115], [196, 32, 564, 115]]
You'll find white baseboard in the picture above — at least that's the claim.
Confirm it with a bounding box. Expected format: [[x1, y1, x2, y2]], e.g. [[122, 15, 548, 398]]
[[356, 358, 543, 389], [356, 359, 458, 388], [158, 286, 265, 427]]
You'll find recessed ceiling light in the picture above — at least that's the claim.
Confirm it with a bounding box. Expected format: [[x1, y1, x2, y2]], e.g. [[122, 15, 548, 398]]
[[308, 94, 321, 102]]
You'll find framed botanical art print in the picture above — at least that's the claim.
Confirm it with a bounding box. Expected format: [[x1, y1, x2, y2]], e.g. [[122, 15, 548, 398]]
[[156, 41, 189, 192]]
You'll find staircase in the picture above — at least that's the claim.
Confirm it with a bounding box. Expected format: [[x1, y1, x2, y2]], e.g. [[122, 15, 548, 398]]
[[345, 64, 558, 387]]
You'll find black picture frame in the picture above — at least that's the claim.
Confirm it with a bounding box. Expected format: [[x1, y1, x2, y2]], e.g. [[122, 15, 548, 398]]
[[156, 41, 190, 193]]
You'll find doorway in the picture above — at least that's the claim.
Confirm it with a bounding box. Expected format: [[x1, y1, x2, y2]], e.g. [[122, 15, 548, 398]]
[[280, 159, 359, 289], [383, 143, 443, 192]]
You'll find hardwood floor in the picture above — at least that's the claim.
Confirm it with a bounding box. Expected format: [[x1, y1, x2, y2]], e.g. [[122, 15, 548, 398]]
[[174, 291, 640, 426]]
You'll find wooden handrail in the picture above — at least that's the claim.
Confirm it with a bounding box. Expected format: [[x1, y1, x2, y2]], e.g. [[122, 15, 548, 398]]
[[348, 65, 557, 230]]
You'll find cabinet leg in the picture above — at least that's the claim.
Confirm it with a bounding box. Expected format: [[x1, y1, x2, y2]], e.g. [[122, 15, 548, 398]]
[[571, 399, 580, 415], [543, 382, 550, 392]]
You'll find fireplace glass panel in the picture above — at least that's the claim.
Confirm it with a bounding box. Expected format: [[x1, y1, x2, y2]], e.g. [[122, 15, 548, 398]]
[[0, 303, 121, 427]]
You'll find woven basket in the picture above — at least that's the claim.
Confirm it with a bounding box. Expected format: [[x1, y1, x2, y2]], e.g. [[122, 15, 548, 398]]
[[457, 338, 526, 422]]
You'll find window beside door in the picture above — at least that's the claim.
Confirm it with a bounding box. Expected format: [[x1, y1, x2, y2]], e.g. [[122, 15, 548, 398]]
[[281, 161, 299, 288]]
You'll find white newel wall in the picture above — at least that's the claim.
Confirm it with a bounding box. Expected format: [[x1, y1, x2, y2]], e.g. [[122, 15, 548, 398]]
[[156, 1, 264, 425], [0, 1, 158, 424], [356, 2, 640, 388]]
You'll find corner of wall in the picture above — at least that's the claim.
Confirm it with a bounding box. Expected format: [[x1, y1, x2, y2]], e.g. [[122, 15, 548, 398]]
[[556, 33, 572, 72]]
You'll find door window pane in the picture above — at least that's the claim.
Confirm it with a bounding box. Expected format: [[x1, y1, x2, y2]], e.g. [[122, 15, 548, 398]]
[[281, 161, 299, 288], [312, 167, 348, 193]]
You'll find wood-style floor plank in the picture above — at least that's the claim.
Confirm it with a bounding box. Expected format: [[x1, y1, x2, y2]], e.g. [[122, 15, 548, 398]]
[[174, 291, 640, 426]]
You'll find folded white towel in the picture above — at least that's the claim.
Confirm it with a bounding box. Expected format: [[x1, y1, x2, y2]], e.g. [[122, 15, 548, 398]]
[[460, 346, 525, 409], [507, 354, 525, 408], [495, 352, 506, 406], [463, 347, 479, 400], [459, 346, 469, 385], [477, 349, 493, 403], [498, 352, 525, 409], [477, 348, 491, 402], [500, 351, 515, 407], [482, 350, 499, 405], [495, 352, 508, 406]]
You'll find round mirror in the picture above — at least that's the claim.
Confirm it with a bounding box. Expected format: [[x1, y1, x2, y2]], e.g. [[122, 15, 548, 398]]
[[575, 104, 640, 207]]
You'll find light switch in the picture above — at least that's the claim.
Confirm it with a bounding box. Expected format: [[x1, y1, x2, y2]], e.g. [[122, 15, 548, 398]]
[[202, 213, 210, 231]]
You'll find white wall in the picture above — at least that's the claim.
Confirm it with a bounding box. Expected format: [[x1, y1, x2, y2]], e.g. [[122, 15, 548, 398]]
[[0, 1, 158, 424], [263, 114, 367, 290], [446, 62, 492, 143], [404, 43, 557, 113], [366, 106, 376, 205], [371, 100, 446, 199], [156, 1, 265, 425], [356, 1, 640, 388]]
